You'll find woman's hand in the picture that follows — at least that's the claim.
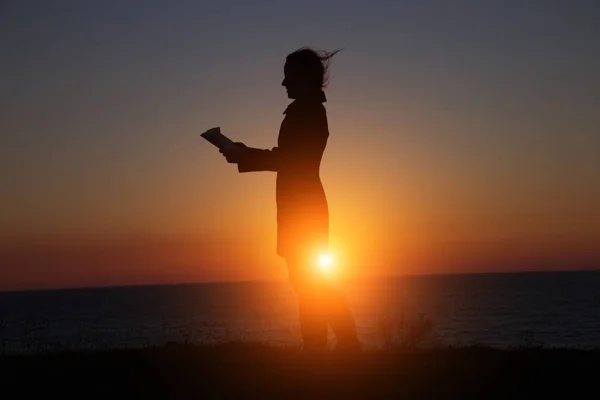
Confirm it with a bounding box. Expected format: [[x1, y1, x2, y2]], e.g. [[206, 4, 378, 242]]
[[220, 142, 248, 163]]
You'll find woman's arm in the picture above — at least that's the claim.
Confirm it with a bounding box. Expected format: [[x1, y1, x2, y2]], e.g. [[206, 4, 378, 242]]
[[221, 141, 281, 172], [234, 105, 328, 173], [237, 147, 281, 172]]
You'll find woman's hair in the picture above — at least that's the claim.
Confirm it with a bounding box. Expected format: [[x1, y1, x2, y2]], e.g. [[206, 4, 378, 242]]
[[286, 47, 343, 89]]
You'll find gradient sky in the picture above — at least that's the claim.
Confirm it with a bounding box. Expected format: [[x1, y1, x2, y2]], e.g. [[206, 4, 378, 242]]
[[1, 0, 599, 291]]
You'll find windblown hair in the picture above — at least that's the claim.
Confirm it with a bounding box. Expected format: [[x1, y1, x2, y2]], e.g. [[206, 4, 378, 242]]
[[286, 47, 343, 89]]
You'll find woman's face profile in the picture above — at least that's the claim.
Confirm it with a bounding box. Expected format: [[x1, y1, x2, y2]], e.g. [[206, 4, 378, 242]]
[[282, 61, 303, 99]]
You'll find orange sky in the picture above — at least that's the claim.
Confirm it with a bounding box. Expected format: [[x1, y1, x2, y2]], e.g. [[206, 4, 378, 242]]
[[1, 1, 599, 291]]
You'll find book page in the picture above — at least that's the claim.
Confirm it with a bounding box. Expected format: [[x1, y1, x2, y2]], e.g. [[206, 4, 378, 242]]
[[200, 127, 236, 150]]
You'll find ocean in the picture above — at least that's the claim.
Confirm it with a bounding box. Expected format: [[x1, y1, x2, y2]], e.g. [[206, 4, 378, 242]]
[[1, 270, 599, 353]]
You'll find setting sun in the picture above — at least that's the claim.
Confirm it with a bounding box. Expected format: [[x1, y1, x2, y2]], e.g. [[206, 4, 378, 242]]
[[317, 253, 335, 274]]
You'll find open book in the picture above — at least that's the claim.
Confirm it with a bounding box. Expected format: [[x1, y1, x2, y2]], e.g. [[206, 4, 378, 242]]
[[200, 127, 236, 151]]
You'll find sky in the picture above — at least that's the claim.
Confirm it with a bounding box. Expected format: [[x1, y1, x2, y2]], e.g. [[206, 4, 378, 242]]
[[1, 0, 599, 291]]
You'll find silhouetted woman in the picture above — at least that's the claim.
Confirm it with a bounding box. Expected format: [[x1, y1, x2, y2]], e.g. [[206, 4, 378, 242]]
[[221, 47, 359, 355]]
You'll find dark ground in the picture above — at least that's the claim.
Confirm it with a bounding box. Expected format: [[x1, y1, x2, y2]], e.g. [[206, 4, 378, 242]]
[[1, 343, 598, 399]]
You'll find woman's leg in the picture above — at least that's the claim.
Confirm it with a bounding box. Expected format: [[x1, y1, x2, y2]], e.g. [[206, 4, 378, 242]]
[[322, 283, 360, 351], [286, 257, 328, 352]]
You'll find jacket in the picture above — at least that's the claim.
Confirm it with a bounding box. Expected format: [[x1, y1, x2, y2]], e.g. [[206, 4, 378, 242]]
[[237, 91, 330, 260]]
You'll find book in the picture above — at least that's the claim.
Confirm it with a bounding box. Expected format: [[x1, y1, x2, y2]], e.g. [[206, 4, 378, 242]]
[[200, 127, 236, 151]]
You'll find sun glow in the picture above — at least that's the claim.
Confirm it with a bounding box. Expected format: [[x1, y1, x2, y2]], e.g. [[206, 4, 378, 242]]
[[317, 252, 334, 274]]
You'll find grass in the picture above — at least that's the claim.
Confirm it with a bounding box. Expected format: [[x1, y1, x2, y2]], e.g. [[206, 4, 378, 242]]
[[1, 312, 597, 398], [1, 342, 599, 399]]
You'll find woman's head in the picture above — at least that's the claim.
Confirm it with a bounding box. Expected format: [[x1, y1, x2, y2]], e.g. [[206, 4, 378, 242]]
[[282, 47, 342, 99]]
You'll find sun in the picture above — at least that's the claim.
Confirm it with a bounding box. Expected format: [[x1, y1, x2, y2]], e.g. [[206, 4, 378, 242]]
[[317, 253, 334, 274]]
